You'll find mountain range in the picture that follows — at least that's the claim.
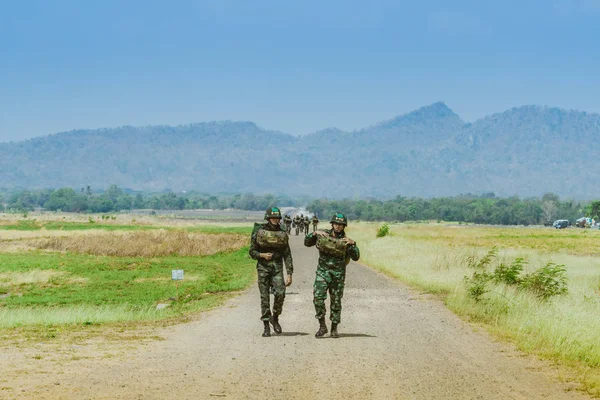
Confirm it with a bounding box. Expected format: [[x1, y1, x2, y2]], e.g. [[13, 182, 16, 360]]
[[1, 102, 598, 198]]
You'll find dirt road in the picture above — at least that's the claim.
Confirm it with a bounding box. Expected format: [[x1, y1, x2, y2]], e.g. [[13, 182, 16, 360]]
[[1, 235, 589, 399]]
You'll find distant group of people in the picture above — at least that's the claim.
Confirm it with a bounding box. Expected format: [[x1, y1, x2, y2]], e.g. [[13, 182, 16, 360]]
[[283, 213, 319, 235], [249, 207, 359, 338]]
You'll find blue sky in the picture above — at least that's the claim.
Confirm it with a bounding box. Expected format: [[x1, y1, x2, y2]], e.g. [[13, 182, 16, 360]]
[[1, 0, 599, 141]]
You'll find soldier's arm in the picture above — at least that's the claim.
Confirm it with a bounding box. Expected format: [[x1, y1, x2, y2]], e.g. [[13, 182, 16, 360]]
[[283, 242, 294, 275], [249, 231, 262, 260], [304, 231, 318, 247]]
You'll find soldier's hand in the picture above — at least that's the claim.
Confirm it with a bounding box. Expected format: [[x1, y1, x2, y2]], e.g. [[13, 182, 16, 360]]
[[343, 238, 356, 246], [285, 275, 292, 287], [313, 230, 327, 237], [261, 252, 273, 260]]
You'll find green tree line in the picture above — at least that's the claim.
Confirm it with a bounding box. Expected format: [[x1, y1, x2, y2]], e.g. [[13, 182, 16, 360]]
[[309, 193, 595, 226], [0, 185, 299, 214], [0, 186, 597, 226]]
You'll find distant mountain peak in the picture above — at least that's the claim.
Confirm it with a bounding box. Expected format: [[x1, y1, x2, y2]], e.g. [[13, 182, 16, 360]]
[[375, 101, 464, 130], [407, 101, 460, 119]]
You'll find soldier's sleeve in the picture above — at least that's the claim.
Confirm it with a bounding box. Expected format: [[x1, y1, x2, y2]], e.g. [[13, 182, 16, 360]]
[[347, 243, 360, 261], [304, 232, 318, 247], [283, 241, 294, 275], [249, 230, 261, 260]]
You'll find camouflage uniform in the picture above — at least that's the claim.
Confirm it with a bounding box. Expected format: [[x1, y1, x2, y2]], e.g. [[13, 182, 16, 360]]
[[249, 213, 294, 323], [304, 225, 360, 325], [283, 215, 292, 234], [304, 216, 310, 234], [312, 215, 319, 232]]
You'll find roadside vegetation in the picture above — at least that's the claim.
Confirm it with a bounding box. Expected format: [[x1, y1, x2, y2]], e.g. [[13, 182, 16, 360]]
[[0, 216, 255, 341], [350, 222, 600, 396]]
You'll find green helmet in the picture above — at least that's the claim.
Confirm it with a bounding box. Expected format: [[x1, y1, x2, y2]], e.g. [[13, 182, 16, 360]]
[[330, 212, 348, 226], [264, 207, 282, 220]]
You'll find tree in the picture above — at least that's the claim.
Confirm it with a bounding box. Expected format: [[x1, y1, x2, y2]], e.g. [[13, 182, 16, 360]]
[[542, 192, 560, 203], [541, 200, 558, 223], [586, 200, 600, 220], [42, 188, 88, 212], [133, 193, 145, 209], [105, 184, 123, 203]]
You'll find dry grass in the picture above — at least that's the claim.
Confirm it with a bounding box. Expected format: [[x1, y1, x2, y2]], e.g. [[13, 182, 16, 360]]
[[0, 230, 92, 240], [0, 212, 257, 229], [374, 223, 600, 256], [0, 230, 130, 253], [26, 230, 247, 257], [351, 222, 600, 396]]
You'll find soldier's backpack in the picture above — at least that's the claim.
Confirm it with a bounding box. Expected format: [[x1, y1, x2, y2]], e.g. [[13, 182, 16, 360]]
[[316, 236, 348, 258], [254, 223, 289, 248]]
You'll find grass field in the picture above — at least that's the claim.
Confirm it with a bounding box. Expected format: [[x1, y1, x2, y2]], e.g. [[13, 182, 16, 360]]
[[2, 213, 599, 394], [0, 215, 256, 341], [349, 222, 600, 395]]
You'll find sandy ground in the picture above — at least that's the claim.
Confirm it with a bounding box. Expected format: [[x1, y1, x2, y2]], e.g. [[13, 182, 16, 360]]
[[0, 235, 591, 400]]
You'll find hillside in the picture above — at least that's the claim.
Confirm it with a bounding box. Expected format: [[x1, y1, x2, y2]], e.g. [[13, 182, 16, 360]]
[[1, 103, 598, 198]]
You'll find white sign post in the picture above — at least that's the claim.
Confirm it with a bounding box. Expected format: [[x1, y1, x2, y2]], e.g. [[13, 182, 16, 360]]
[[172, 269, 184, 299]]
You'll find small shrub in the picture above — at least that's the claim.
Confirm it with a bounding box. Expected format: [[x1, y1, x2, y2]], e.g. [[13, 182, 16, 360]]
[[88, 217, 95, 224], [493, 258, 526, 285], [464, 248, 497, 301], [474, 247, 498, 270], [376, 223, 391, 238], [520, 263, 569, 300], [465, 270, 491, 302]]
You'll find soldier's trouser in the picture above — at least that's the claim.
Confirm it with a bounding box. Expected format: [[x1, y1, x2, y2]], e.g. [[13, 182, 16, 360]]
[[313, 223, 317, 232], [313, 266, 346, 324], [257, 263, 286, 321]]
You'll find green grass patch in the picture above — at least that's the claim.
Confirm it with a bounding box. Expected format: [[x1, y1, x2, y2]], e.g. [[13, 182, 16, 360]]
[[0, 247, 255, 328]]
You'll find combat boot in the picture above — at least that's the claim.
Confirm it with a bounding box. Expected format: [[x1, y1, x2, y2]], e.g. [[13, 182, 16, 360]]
[[315, 318, 328, 338], [270, 315, 282, 334], [330, 323, 339, 338], [262, 321, 271, 337]]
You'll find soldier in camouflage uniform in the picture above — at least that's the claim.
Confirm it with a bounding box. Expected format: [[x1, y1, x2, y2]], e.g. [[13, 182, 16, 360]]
[[293, 214, 301, 235], [304, 212, 359, 338], [304, 215, 310, 233], [283, 214, 292, 234], [312, 214, 319, 232], [299, 214, 305, 234], [249, 207, 294, 337]]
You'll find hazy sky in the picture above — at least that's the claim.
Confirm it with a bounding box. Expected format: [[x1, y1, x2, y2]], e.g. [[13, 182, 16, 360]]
[[1, 0, 599, 141]]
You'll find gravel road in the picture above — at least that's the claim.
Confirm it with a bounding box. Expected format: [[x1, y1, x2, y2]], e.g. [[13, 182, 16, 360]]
[[1, 235, 590, 399]]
